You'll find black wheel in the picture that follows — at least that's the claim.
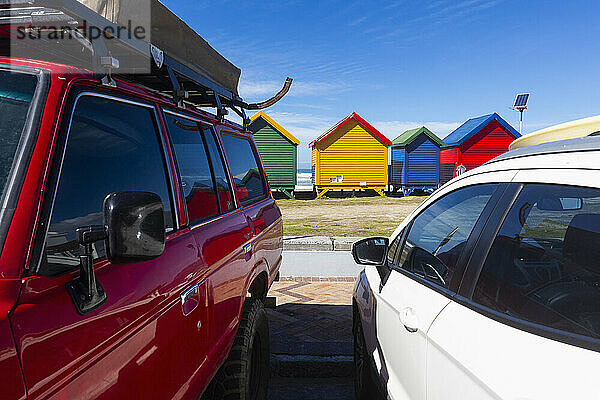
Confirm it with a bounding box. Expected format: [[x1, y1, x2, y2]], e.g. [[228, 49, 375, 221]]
[[202, 298, 270, 400], [353, 309, 380, 400]]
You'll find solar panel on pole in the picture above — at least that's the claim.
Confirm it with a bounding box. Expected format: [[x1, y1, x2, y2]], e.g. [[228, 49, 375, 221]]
[[514, 93, 530, 109], [512, 93, 530, 136]]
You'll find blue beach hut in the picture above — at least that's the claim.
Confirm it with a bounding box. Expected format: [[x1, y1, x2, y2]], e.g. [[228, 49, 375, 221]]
[[390, 126, 444, 195]]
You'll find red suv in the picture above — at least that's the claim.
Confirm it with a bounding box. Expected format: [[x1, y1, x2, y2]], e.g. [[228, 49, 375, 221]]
[[0, 58, 282, 399]]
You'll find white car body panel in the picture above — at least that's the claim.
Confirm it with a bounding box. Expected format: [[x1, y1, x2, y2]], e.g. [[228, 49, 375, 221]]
[[373, 169, 519, 400], [358, 146, 600, 400], [425, 165, 600, 400], [427, 301, 600, 400], [376, 271, 450, 400]]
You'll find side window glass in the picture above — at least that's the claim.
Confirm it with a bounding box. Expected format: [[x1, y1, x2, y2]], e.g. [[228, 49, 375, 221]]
[[44, 96, 174, 276], [387, 233, 402, 266], [473, 184, 600, 339], [164, 114, 218, 223], [203, 128, 234, 212], [398, 184, 496, 289], [220, 133, 266, 206]]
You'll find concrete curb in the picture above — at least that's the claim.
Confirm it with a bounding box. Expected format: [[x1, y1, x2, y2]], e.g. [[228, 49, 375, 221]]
[[283, 236, 332, 251], [283, 236, 365, 251]]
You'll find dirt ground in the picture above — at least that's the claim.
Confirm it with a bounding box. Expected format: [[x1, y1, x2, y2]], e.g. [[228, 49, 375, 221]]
[[277, 195, 426, 237]]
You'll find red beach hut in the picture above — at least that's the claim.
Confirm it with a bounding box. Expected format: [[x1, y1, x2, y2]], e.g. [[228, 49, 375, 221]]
[[440, 113, 520, 184]]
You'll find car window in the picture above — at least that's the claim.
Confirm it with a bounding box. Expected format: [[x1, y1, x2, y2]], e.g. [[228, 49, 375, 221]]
[[203, 128, 235, 212], [43, 95, 174, 276], [396, 184, 497, 289], [387, 232, 402, 266], [0, 70, 38, 201], [220, 133, 266, 206], [473, 184, 600, 340], [164, 114, 219, 223]]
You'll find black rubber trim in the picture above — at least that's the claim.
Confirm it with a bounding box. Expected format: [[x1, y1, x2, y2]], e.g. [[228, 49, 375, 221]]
[[0, 65, 50, 261], [454, 295, 600, 353], [451, 183, 509, 293], [458, 183, 524, 298]]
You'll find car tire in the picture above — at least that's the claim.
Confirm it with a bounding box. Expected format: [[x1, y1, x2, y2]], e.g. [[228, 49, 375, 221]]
[[203, 298, 270, 400], [353, 309, 380, 400]]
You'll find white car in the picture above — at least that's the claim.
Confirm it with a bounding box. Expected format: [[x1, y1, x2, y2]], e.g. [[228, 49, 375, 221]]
[[352, 137, 600, 400]]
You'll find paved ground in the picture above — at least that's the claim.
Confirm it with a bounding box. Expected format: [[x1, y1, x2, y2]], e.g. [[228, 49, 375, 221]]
[[266, 279, 356, 400], [279, 251, 364, 278]]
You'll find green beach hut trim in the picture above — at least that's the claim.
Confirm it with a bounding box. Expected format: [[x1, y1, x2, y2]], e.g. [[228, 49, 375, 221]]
[[248, 111, 300, 199], [391, 126, 444, 147], [390, 126, 444, 196]]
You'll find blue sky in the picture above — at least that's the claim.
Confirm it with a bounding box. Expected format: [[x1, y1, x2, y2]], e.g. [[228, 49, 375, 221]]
[[164, 0, 600, 167]]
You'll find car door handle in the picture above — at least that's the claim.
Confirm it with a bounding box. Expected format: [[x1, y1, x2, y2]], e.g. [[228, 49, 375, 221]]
[[180, 284, 199, 316], [398, 307, 419, 333]]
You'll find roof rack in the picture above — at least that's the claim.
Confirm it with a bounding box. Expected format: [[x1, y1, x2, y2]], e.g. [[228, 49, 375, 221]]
[[0, 0, 292, 125]]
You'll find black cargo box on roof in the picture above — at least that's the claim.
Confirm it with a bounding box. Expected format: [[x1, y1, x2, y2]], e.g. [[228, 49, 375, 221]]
[[78, 0, 241, 95], [0, 0, 291, 119]]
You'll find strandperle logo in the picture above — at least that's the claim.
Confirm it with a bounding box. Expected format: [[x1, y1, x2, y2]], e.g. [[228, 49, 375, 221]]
[[14, 20, 147, 41], [7, 0, 152, 74]]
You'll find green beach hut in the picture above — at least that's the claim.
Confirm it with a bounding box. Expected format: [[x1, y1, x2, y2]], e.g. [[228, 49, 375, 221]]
[[248, 111, 300, 198]]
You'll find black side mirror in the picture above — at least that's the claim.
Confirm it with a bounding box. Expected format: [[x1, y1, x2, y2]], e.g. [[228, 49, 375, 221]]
[[104, 191, 166, 264], [66, 191, 165, 315], [352, 237, 389, 266]]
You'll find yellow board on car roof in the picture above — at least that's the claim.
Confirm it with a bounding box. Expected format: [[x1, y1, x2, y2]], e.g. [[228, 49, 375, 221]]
[[509, 115, 600, 150]]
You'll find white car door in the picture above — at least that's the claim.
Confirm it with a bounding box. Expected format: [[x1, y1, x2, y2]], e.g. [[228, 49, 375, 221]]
[[427, 180, 600, 400], [375, 183, 500, 400]]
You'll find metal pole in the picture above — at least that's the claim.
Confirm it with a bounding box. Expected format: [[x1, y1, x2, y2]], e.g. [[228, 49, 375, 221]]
[[520, 110, 524, 135]]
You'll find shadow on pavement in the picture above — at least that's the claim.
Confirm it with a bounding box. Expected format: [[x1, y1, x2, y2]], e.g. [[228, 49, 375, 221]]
[[266, 303, 354, 400]]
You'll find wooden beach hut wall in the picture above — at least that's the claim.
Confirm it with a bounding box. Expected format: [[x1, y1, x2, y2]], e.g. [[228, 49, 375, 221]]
[[440, 113, 520, 185], [390, 126, 444, 195], [248, 111, 300, 199], [309, 112, 391, 198]]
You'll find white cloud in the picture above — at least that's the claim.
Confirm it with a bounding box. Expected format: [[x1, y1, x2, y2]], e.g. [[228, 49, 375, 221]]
[[265, 111, 333, 142], [239, 80, 344, 99]]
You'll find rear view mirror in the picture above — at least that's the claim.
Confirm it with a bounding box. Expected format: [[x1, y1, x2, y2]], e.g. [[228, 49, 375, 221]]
[[352, 237, 389, 266], [104, 191, 166, 264], [559, 197, 583, 211], [537, 196, 583, 211], [68, 191, 165, 314]]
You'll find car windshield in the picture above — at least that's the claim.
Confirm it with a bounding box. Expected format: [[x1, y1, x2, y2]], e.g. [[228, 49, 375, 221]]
[[0, 69, 38, 200]]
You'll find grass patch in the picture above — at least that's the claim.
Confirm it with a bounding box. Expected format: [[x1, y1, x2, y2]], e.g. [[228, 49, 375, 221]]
[[277, 195, 426, 237]]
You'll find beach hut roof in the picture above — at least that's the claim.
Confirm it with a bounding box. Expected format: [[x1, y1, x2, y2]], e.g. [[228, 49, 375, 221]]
[[443, 113, 520, 148], [392, 126, 444, 147], [250, 111, 300, 145], [309, 112, 392, 148]]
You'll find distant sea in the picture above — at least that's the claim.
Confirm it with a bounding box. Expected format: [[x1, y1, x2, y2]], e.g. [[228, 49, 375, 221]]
[[296, 168, 313, 189]]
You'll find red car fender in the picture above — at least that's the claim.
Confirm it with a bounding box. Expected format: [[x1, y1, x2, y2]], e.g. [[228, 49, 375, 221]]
[[243, 259, 270, 301]]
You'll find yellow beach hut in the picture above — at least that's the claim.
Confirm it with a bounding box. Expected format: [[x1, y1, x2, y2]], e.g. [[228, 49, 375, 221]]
[[309, 112, 391, 198]]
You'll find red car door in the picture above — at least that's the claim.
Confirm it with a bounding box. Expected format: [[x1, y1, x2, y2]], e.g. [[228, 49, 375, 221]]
[[161, 112, 253, 371], [218, 131, 283, 283], [11, 93, 209, 399]]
